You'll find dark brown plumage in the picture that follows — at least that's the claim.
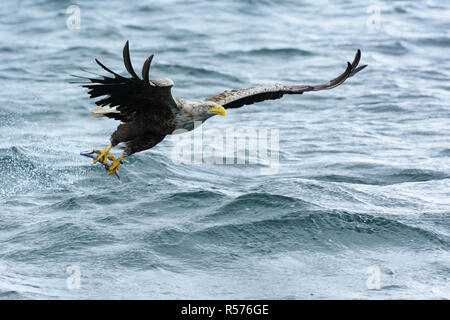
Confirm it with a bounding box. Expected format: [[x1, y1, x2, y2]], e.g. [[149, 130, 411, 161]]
[[206, 49, 366, 109], [80, 41, 177, 155], [74, 41, 366, 176]]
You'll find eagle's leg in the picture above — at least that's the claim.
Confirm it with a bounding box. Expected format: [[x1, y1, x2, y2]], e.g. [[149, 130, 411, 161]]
[[92, 144, 112, 165], [106, 154, 124, 175]]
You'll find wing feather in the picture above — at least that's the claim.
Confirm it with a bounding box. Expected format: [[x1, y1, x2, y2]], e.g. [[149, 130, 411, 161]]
[[94, 58, 124, 79], [122, 40, 140, 80], [142, 54, 154, 82], [74, 41, 177, 122], [206, 49, 367, 109]]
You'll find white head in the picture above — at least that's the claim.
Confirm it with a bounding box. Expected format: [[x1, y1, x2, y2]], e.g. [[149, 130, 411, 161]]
[[149, 77, 174, 87], [190, 101, 226, 119]]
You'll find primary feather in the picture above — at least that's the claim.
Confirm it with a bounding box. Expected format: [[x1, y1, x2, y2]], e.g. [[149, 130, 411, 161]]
[[74, 41, 367, 156]]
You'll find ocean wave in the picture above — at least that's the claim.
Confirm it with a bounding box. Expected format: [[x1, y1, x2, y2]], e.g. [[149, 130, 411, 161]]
[[4, 221, 118, 262], [145, 209, 448, 267], [1, 0, 449, 299], [0, 147, 53, 196], [157, 63, 243, 83], [216, 47, 314, 59], [309, 169, 449, 186]]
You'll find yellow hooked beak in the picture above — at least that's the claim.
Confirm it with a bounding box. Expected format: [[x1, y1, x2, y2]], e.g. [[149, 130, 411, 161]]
[[208, 105, 226, 116]]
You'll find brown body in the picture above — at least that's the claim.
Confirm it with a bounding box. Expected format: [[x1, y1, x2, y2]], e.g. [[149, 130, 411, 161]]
[[75, 41, 367, 157]]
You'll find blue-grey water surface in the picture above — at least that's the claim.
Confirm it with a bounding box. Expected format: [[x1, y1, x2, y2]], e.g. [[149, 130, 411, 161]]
[[0, 0, 449, 299]]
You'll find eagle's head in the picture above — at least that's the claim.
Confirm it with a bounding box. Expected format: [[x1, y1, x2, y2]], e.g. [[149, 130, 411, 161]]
[[194, 101, 226, 118]]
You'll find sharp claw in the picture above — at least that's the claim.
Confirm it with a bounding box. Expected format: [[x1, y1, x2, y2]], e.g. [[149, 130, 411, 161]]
[[90, 145, 123, 179], [107, 155, 121, 175], [92, 144, 112, 164]]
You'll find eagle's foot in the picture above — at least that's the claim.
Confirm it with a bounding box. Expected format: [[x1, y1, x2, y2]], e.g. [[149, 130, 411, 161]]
[[107, 155, 123, 175], [93, 144, 112, 164]]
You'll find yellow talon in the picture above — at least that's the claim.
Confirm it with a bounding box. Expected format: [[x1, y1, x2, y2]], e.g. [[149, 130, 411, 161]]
[[93, 144, 112, 164], [107, 155, 121, 175]]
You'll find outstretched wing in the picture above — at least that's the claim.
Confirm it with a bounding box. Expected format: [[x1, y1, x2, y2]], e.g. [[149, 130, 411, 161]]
[[206, 49, 367, 109], [73, 41, 178, 122]]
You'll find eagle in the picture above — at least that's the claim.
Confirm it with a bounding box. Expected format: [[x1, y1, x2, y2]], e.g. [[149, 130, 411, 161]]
[[75, 41, 367, 176]]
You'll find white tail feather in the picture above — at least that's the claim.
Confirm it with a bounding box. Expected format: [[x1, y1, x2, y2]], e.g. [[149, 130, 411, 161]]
[[91, 106, 119, 118]]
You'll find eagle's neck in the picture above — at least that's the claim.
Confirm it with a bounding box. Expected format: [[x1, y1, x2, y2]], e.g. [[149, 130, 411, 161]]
[[173, 99, 211, 133]]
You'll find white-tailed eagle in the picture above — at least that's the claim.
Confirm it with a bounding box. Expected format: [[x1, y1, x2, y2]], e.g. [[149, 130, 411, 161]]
[[74, 41, 367, 176]]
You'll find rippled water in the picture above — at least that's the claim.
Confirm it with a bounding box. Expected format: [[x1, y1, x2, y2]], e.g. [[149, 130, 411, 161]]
[[0, 0, 449, 299]]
